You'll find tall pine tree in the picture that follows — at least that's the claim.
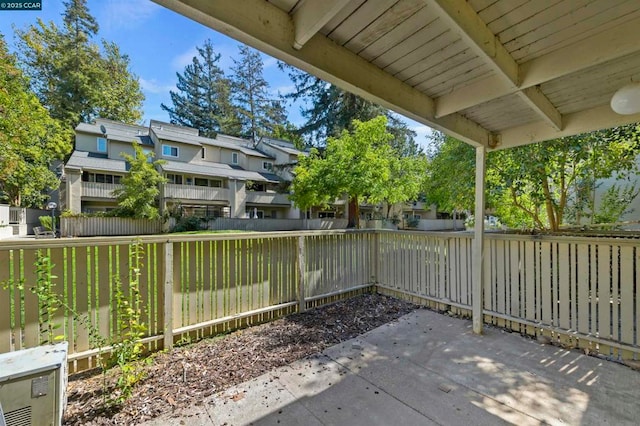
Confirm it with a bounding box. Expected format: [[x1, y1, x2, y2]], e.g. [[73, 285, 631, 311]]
[[281, 63, 419, 153], [16, 0, 143, 130], [231, 45, 287, 145], [161, 39, 240, 138]]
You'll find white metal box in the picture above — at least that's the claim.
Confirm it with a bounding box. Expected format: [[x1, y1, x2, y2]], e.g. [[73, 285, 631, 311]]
[[0, 342, 68, 426]]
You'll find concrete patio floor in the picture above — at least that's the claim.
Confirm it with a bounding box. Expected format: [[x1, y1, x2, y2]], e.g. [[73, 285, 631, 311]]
[[145, 309, 639, 425]]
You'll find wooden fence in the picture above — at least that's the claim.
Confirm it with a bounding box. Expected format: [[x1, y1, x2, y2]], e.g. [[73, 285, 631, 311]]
[[0, 231, 373, 373], [0, 230, 638, 374], [377, 231, 639, 360], [60, 217, 163, 237]]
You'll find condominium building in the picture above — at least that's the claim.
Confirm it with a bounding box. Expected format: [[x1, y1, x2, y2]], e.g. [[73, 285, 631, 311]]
[[60, 118, 304, 219]]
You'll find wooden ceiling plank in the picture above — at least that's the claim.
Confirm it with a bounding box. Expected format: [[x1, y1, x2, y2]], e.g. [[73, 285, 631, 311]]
[[292, 0, 352, 49], [321, 0, 366, 35], [499, 104, 640, 149], [151, 0, 493, 147], [436, 15, 640, 117], [427, 0, 559, 127], [359, 9, 435, 60], [373, 18, 448, 69], [326, 0, 396, 45], [345, 0, 425, 53], [426, 0, 519, 86]]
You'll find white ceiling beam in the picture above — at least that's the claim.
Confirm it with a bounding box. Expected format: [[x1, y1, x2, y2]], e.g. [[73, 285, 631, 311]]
[[292, 0, 351, 50], [517, 86, 562, 130], [427, 0, 561, 130], [498, 104, 640, 150], [426, 0, 518, 86], [437, 15, 640, 117], [152, 0, 493, 147]]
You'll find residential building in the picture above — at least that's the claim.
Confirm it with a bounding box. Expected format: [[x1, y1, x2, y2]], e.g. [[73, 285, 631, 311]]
[[61, 119, 304, 219]]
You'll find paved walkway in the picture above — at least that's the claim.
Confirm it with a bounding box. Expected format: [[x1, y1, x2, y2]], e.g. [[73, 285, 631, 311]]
[[144, 309, 639, 425]]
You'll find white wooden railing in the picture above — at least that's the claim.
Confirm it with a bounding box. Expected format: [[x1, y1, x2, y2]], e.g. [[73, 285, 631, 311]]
[[1, 230, 638, 374], [81, 182, 122, 198], [164, 184, 229, 201]]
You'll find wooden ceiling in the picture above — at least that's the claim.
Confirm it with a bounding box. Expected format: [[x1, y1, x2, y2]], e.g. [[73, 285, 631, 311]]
[[152, 0, 640, 150]]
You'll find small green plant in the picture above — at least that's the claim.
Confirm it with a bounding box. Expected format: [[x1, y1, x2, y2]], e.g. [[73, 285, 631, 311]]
[[406, 216, 420, 228], [39, 215, 56, 232], [1, 243, 150, 406], [109, 241, 149, 403], [171, 215, 206, 232]]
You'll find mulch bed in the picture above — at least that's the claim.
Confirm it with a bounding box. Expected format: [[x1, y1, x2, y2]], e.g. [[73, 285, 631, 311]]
[[63, 293, 418, 425]]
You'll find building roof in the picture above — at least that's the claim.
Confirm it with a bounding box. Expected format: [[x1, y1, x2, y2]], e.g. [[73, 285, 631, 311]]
[[76, 122, 153, 146], [65, 151, 128, 173], [161, 160, 281, 183]]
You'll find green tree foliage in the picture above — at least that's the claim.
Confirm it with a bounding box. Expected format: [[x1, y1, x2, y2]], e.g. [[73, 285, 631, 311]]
[[161, 39, 240, 138], [231, 45, 288, 144], [0, 35, 71, 207], [111, 145, 166, 219], [425, 126, 640, 231], [423, 133, 476, 215], [16, 0, 143, 130], [291, 116, 424, 227], [280, 64, 419, 153]]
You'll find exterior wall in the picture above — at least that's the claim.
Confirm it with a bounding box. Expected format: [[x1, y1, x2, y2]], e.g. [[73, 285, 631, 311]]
[[66, 170, 83, 214], [202, 145, 222, 163], [158, 140, 201, 163], [228, 179, 247, 218], [109, 140, 137, 160], [75, 132, 101, 152], [247, 156, 273, 172], [220, 147, 245, 168]]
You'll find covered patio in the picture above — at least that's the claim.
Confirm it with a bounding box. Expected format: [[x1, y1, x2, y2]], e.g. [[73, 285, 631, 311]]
[[152, 0, 640, 336], [144, 308, 638, 425]]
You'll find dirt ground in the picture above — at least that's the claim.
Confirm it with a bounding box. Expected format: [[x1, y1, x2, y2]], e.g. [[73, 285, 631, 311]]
[[63, 293, 418, 425]]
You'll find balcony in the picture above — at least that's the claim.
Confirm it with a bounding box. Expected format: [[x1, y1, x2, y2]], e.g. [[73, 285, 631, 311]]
[[81, 182, 122, 198], [245, 190, 291, 205], [164, 183, 230, 202]]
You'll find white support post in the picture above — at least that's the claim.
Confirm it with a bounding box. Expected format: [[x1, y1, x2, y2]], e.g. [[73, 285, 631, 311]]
[[297, 236, 306, 312], [472, 145, 486, 334], [163, 241, 174, 350]]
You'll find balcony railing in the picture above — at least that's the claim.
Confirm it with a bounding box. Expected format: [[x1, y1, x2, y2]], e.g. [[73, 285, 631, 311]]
[[245, 191, 291, 205], [81, 182, 122, 198], [164, 184, 230, 201]]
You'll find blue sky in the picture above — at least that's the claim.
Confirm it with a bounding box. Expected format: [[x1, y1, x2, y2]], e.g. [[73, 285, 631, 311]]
[[0, 0, 432, 146]]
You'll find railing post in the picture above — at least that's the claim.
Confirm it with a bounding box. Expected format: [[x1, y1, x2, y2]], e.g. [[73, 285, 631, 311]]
[[472, 145, 486, 335], [163, 241, 174, 350], [297, 236, 306, 312]]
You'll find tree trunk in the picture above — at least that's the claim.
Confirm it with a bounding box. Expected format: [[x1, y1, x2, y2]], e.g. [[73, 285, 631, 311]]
[[347, 195, 359, 228]]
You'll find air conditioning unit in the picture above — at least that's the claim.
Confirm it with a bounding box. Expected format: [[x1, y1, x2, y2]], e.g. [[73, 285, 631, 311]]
[[0, 342, 68, 426]]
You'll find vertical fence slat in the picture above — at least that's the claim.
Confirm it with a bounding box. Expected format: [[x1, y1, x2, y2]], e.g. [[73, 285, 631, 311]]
[[620, 246, 634, 346], [598, 245, 611, 340], [0, 250, 12, 352], [558, 243, 570, 330], [577, 244, 590, 335]]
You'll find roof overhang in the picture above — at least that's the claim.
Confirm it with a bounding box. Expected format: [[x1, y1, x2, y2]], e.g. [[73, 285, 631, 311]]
[[152, 0, 640, 150]]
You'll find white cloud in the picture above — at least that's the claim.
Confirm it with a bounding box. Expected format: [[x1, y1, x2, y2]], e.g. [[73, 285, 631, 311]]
[[262, 56, 278, 69], [100, 0, 161, 31], [171, 47, 199, 70], [139, 78, 175, 95]]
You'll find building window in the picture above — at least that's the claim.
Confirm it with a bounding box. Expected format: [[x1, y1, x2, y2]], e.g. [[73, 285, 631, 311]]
[[194, 178, 209, 187], [162, 144, 179, 157], [210, 179, 222, 188], [231, 152, 238, 164], [97, 137, 107, 153], [167, 174, 183, 185], [82, 172, 122, 184], [262, 161, 273, 171]]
